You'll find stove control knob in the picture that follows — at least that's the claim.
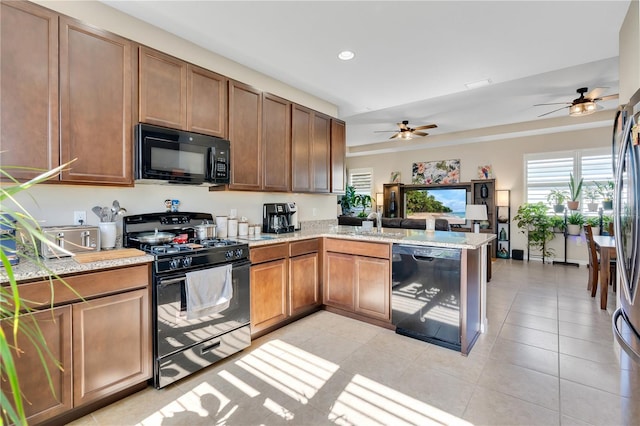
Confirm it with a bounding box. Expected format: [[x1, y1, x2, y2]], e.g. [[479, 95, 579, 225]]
[[225, 250, 233, 259], [235, 248, 244, 258], [169, 258, 180, 270], [182, 256, 192, 268]]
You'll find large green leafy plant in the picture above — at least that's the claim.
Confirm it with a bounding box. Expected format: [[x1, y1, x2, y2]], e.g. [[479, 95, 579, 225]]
[[513, 202, 556, 260], [1, 163, 75, 425]]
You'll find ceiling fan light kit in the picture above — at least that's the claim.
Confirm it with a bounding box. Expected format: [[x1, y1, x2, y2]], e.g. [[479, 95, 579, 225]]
[[536, 87, 618, 118], [569, 101, 597, 116], [375, 120, 437, 140]]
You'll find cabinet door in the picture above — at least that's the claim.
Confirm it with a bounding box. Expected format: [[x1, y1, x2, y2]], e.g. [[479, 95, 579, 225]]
[[73, 288, 151, 406], [262, 93, 291, 192], [187, 65, 227, 138], [291, 104, 312, 192], [324, 251, 355, 311], [331, 119, 346, 194], [1, 1, 59, 181], [290, 252, 320, 316], [229, 80, 262, 190], [59, 17, 134, 184], [250, 259, 288, 333], [356, 256, 390, 320], [139, 46, 187, 130], [1, 306, 72, 425], [312, 112, 331, 193]]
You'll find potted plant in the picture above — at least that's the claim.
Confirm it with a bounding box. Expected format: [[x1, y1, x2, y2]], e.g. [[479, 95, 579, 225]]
[[602, 214, 614, 235], [567, 211, 585, 235], [339, 185, 357, 216], [586, 216, 601, 235], [549, 215, 566, 233], [547, 189, 568, 213], [595, 180, 615, 210], [584, 186, 599, 212], [567, 172, 583, 210], [354, 193, 373, 218], [513, 202, 555, 260]]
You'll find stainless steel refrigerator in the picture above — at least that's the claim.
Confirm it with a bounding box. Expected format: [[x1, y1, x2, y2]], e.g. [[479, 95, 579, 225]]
[[612, 88, 640, 364]]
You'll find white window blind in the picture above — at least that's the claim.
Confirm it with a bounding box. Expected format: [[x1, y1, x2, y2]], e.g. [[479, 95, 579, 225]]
[[348, 168, 373, 196]]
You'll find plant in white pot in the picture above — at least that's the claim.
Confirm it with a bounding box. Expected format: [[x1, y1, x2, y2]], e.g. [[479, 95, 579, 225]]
[[584, 186, 600, 212], [567, 172, 583, 211], [567, 211, 585, 235], [547, 189, 568, 213], [586, 216, 601, 235]]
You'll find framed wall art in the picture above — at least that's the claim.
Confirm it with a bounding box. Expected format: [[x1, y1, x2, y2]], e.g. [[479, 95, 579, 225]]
[[412, 159, 460, 184], [389, 171, 401, 183], [477, 164, 493, 179]]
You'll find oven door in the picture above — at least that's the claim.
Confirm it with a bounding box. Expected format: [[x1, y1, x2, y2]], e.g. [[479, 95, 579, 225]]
[[155, 259, 250, 358]]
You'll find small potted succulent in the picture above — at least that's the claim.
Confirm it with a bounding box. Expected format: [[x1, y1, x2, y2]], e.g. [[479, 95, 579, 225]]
[[567, 172, 583, 211], [567, 211, 585, 235], [547, 189, 568, 213], [594, 180, 615, 210], [584, 186, 600, 212]]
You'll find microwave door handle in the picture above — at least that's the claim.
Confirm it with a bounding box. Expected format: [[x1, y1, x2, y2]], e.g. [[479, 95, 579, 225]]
[[208, 147, 215, 180]]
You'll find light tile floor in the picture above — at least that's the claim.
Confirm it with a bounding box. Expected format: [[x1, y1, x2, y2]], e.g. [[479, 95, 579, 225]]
[[71, 260, 639, 425]]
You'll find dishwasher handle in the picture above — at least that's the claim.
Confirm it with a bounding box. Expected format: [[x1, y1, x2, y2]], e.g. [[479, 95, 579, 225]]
[[393, 244, 461, 260]]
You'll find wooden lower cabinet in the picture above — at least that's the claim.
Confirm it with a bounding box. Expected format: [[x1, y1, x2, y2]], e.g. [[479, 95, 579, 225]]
[[324, 239, 391, 322], [250, 257, 288, 333], [1, 306, 73, 425], [289, 239, 321, 316], [1, 264, 151, 425], [73, 288, 151, 406]]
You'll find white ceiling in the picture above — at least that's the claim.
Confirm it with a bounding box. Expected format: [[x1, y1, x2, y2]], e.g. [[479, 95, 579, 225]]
[[102, 1, 631, 150]]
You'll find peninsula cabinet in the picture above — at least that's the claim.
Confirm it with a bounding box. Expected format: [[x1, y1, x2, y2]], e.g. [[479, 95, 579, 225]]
[[138, 47, 228, 138], [292, 105, 331, 193], [1, 2, 135, 185], [324, 238, 391, 322], [0, 264, 151, 425]]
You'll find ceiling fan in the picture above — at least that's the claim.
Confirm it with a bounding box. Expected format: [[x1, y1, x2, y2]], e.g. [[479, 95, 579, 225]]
[[375, 120, 438, 140], [534, 87, 619, 118]]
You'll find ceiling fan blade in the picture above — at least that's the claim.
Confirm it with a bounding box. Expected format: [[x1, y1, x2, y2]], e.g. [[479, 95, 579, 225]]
[[413, 131, 429, 137], [374, 130, 398, 133], [586, 87, 609, 100], [397, 122, 409, 130], [538, 105, 570, 117], [389, 133, 401, 139], [594, 94, 619, 102], [413, 124, 437, 130], [534, 102, 572, 107]]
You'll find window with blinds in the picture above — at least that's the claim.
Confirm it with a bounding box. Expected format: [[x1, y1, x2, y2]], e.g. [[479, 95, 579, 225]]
[[348, 168, 373, 196], [524, 148, 614, 213]]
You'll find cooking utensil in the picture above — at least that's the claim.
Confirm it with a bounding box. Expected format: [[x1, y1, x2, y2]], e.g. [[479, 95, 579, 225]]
[[92, 206, 103, 219], [131, 229, 175, 244], [102, 206, 111, 222], [195, 223, 216, 240]]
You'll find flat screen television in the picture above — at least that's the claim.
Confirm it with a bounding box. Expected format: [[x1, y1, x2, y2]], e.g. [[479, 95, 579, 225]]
[[405, 187, 468, 225]]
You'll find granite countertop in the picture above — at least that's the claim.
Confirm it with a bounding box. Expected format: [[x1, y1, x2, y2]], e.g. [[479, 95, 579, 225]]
[[2, 225, 494, 284], [238, 225, 496, 250]]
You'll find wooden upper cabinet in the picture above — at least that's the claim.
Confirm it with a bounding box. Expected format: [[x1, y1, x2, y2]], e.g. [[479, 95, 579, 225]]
[[331, 119, 347, 194], [262, 93, 291, 192], [292, 105, 331, 193], [1, 1, 59, 180], [312, 112, 331, 193], [228, 80, 262, 190], [139, 47, 187, 130], [188, 65, 227, 138], [291, 104, 312, 192], [59, 16, 135, 185]]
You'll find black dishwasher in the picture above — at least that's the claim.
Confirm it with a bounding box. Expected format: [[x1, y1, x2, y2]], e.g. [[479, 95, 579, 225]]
[[392, 244, 463, 351]]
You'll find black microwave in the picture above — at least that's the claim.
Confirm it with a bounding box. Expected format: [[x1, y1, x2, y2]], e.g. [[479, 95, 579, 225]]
[[135, 123, 230, 185]]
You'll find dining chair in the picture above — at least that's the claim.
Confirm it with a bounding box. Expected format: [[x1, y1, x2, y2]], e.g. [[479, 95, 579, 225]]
[[584, 224, 599, 296], [608, 222, 614, 237]]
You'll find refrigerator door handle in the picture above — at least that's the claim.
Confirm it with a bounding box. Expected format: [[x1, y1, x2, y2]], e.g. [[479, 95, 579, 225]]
[[612, 308, 640, 364]]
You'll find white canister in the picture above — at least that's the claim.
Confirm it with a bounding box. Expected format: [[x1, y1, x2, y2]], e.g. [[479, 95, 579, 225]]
[[228, 218, 238, 237], [216, 216, 228, 238], [254, 225, 261, 236], [238, 221, 249, 236], [98, 222, 117, 249]]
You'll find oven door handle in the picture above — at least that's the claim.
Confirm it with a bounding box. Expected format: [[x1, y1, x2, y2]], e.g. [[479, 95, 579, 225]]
[[157, 276, 186, 287]]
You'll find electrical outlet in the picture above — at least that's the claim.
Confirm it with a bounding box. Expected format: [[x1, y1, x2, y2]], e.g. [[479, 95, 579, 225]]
[[312, 208, 317, 217], [74, 211, 87, 225]]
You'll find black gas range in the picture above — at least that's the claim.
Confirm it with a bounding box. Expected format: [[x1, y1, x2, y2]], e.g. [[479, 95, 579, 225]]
[[123, 212, 251, 389]]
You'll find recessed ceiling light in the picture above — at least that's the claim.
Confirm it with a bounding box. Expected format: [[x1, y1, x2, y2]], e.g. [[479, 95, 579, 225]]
[[465, 79, 492, 89], [338, 50, 355, 61]]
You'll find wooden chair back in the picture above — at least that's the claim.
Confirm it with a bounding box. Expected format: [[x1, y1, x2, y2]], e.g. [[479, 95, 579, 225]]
[[608, 222, 614, 237], [584, 224, 599, 296]]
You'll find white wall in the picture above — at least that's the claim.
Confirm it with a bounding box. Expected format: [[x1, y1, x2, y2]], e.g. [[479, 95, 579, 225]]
[[619, 0, 640, 100], [347, 122, 615, 264]]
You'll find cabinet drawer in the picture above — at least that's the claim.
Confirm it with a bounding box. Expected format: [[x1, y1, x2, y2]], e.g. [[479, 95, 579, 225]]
[[250, 242, 288, 264], [289, 238, 319, 257], [324, 238, 390, 259], [11, 264, 150, 311]]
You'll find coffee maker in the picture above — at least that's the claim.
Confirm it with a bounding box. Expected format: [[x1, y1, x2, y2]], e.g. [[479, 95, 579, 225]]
[[263, 203, 295, 234]]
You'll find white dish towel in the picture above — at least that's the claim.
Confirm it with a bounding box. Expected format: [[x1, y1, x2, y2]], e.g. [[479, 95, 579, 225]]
[[185, 264, 233, 320]]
